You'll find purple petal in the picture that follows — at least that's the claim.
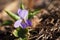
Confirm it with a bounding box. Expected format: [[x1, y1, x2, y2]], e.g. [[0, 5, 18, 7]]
[[17, 9, 21, 15], [14, 19, 22, 28], [21, 23, 27, 29], [25, 20, 32, 26], [18, 9, 28, 19]]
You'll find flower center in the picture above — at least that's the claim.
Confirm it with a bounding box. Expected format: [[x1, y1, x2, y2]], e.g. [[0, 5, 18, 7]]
[[22, 19, 25, 23]]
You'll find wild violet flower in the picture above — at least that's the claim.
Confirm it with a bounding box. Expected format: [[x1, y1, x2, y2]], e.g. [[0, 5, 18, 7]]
[[14, 9, 32, 29]]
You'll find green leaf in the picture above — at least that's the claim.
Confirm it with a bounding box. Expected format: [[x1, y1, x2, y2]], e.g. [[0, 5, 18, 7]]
[[2, 20, 13, 25], [20, 3, 25, 9], [13, 29, 18, 37], [21, 4, 25, 9], [13, 28, 28, 38], [18, 38, 27, 40], [28, 10, 40, 19], [5, 10, 20, 21], [32, 10, 40, 16], [28, 12, 33, 19]]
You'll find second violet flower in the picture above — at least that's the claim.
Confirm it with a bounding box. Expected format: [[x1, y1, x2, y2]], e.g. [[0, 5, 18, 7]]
[[14, 9, 32, 29]]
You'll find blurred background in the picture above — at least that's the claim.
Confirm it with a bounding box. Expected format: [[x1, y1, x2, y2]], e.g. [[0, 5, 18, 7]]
[[0, 0, 60, 40], [0, 0, 20, 21]]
